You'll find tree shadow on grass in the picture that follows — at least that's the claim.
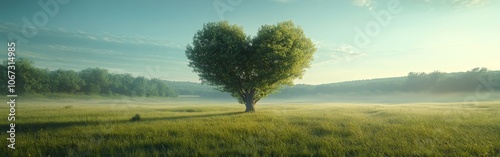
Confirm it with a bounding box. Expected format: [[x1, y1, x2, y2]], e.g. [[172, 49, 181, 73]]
[[139, 111, 243, 122], [11, 111, 244, 132]]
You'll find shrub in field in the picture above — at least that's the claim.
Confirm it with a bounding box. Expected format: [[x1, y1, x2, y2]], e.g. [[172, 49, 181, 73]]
[[130, 114, 141, 121]]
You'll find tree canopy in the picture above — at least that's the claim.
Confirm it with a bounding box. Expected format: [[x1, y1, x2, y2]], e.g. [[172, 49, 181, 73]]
[[186, 21, 316, 112]]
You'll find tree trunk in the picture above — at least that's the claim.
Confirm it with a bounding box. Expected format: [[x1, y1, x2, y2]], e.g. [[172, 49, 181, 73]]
[[244, 93, 255, 113], [244, 101, 255, 112]]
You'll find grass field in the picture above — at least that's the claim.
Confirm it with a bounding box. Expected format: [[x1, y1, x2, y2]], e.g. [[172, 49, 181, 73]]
[[1, 96, 500, 156]]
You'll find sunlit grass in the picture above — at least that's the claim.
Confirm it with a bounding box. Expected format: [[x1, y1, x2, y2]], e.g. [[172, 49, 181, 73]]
[[1, 97, 499, 156]]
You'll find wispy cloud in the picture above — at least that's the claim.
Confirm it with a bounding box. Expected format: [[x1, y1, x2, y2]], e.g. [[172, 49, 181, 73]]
[[419, 0, 490, 9], [351, 0, 490, 10], [313, 40, 366, 65], [47, 45, 122, 55], [70, 30, 185, 49], [271, 0, 296, 3], [0, 24, 10, 33], [45, 44, 187, 68], [17, 50, 54, 61], [352, 0, 375, 10], [0, 23, 186, 49], [270, 0, 323, 3]]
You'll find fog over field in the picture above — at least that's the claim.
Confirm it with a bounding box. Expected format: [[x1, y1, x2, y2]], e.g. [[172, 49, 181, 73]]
[[262, 92, 500, 104]]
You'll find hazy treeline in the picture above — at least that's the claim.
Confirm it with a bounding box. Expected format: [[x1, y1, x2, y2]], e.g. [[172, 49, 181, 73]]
[[166, 68, 500, 99], [166, 81, 231, 98], [0, 58, 177, 97], [274, 68, 500, 97], [146, 68, 500, 99]]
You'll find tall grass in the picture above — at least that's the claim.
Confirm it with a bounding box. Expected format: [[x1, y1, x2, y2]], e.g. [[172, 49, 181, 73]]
[[1, 98, 499, 156]]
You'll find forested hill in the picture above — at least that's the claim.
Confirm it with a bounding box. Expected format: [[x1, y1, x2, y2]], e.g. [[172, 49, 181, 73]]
[[2, 58, 499, 98]]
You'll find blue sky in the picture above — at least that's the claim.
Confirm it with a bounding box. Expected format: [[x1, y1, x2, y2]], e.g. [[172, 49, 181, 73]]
[[1, 0, 499, 84]]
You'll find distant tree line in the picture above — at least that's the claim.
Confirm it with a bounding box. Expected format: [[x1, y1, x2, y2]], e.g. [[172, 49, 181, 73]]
[[0, 58, 177, 97], [273, 68, 500, 97], [166, 81, 230, 98], [165, 68, 500, 99], [403, 68, 499, 93]]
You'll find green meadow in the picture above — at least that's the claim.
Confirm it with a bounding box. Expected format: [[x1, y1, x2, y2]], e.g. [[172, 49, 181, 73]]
[[1, 96, 500, 156]]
